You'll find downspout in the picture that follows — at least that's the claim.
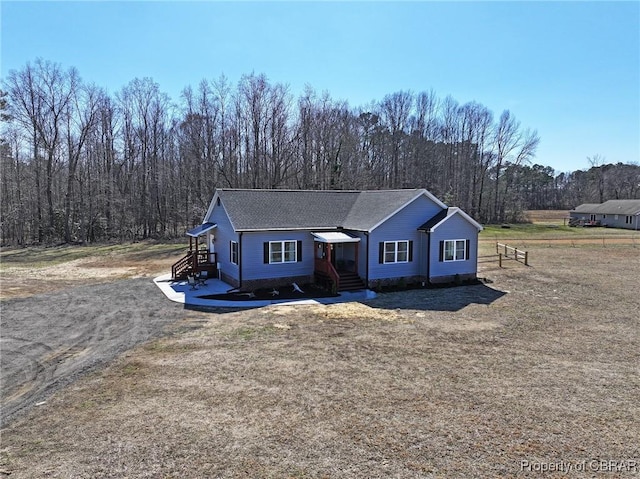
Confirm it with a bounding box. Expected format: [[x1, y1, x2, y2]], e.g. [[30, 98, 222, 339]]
[[364, 232, 370, 288], [238, 232, 243, 290], [426, 232, 431, 284]]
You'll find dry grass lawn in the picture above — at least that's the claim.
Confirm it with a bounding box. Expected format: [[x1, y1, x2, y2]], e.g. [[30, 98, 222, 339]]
[[0, 242, 186, 300], [1, 231, 639, 478], [525, 210, 570, 224]]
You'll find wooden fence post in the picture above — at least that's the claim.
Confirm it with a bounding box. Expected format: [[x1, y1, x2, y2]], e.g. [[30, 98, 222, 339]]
[[499, 253, 502, 268], [525, 251, 529, 266]]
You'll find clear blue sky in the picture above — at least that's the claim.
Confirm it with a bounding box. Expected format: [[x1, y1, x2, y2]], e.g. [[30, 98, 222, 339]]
[[2, 1, 639, 173]]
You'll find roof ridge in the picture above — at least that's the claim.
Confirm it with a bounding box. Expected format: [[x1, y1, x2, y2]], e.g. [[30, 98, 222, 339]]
[[219, 188, 363, 193], [218, 188, 422, 193]]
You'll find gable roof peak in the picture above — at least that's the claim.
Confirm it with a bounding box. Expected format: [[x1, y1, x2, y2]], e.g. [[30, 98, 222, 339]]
[[418, 207, 483, 233]]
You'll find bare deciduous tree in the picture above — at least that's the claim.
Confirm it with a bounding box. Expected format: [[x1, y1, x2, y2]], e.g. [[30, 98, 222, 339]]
[[14, 58, 636, 247]]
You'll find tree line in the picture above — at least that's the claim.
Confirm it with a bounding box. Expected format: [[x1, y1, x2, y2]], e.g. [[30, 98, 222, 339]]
[[1, 59, 638, 245]]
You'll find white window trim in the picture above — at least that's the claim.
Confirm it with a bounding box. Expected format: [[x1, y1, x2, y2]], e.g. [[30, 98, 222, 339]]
[[444, 239, 467, 262], [230, 240, 239, 265], [383, 240, 409, 264], [269, 240, 297, 264]]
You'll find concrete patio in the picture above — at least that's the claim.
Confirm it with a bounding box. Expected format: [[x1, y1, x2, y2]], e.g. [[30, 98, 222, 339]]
[[154, 273, 376, 308]]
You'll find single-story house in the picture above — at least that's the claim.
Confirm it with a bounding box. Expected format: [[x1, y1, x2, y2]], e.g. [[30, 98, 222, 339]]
[[569, 199, 640, 230], [174, 188, 483, 291]]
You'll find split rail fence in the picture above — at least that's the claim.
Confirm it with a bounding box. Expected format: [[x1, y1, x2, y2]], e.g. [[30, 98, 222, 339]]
[[495, 242, 529, 267]]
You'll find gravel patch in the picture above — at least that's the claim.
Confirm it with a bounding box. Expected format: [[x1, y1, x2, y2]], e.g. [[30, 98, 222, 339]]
[[0, 278, 185, 426]]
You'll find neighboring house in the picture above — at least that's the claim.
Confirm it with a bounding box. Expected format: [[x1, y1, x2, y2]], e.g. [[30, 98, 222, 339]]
[[569, 200, 640, 230], [174, 188, 483, 291]]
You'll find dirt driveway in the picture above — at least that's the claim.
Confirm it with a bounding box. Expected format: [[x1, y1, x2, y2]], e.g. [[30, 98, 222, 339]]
[[1, 278, 187, 426]]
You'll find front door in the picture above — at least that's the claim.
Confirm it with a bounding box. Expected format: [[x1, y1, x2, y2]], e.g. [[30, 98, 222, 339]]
[[314, 240, 358, 274], [333, 243, 357, 273]]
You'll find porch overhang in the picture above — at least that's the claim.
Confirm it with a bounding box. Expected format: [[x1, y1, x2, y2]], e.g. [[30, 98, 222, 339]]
[[311, 231, 361, 243], [186, 223, 217, 237]]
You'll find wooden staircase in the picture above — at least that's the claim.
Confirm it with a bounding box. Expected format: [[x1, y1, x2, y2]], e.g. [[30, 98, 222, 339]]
[[171, 251, 217, 280], [337, 271, 366, 291], [172, 252, 194, 280], [315, 270, 366, 292]]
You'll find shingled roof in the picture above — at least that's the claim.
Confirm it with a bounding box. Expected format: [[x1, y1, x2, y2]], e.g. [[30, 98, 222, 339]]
[[572, 200, 640, 215], [210, 188, 445, 232], [572, 203, 602, 214], [417, 207, 483, 232]]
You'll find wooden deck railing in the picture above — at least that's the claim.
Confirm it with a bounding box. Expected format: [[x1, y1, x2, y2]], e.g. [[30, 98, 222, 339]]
[[314, 258, 340, 291], [172, 252, 194, 279], [194, 250, 216, 269], [171, 251, 218, 279]]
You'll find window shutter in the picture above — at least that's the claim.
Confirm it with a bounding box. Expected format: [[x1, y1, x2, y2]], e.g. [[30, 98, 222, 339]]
[[408, 241, 413, 262], [263, 242, 269, 264], [379, 242, 384, 263], [465, 240, 470, 260], [297, 240, 303, 262], [230, 241, 233, 260], [439, 241, 444, 262]]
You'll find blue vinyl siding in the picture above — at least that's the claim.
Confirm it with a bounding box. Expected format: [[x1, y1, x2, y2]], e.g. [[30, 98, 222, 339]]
[[207, 202, 239, 282], [349, 231, 368, 279], [241, 231, 314, 280], [202, 190, 481, 286], [429, 214, 478, 279], [368, 194, 442, 281]]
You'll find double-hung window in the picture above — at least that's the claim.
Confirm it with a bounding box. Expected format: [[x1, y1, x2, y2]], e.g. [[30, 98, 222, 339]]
[[230, 241, 239, 265], [383, 240, 410, 264], [269, 240, 297, 263], [443, 239, 467, 261]]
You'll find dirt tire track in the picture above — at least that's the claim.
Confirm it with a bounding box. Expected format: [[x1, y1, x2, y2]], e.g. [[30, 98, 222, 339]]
[[0, 277, 185, 426], [0, 337, 53, 406]]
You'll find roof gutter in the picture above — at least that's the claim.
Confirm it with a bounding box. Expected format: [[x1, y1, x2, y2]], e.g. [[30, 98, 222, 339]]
[[235, 227, 370, 233], [238, 232, 243, 290]]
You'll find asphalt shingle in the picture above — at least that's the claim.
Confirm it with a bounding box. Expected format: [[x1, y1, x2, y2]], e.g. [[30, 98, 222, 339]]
[[572, 200, 640, 216], [216, 188, 432, 232]]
